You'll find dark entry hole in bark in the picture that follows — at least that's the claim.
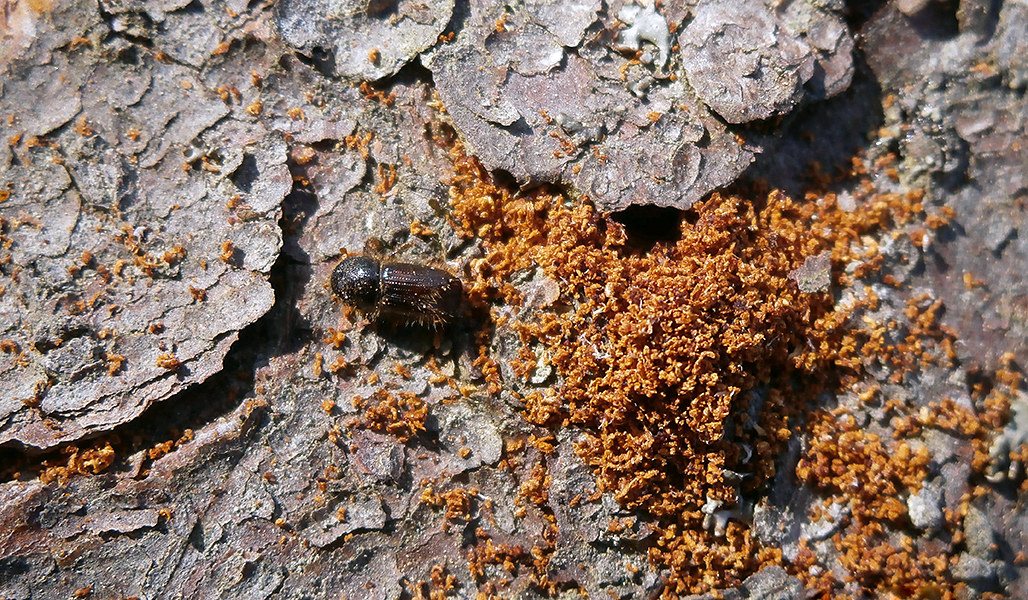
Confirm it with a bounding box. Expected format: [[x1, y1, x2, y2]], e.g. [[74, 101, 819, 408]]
[[610, 204, 684, 249]]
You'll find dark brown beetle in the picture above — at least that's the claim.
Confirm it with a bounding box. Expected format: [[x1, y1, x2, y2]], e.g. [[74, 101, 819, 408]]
[[331, 255, 463, 325]]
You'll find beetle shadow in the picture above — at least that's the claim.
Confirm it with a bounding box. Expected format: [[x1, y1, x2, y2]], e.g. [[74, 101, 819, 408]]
[[367, 305, 483, 366], [369, 320, 444, 356]]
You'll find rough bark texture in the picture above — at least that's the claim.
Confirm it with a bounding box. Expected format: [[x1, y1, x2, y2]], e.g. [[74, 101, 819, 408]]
[[1, 0, 1027, 599]]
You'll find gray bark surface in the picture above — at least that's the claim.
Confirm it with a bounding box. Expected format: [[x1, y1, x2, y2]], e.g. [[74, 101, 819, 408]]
[[1, 0, 1027, 598]]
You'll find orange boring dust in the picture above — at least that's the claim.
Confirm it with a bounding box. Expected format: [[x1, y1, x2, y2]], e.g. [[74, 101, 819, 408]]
[[444, 141, 1010, 598]]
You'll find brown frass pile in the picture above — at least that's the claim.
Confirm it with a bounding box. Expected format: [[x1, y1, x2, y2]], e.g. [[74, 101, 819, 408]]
[[445, 144, 972, 596]]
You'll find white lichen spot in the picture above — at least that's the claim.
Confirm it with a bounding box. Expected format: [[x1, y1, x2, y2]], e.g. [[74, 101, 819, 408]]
[[986, 391, 1028, 484], [616, 3, 671, 72], [701, 496, 730, 537], [700, 470, 752, 538]]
